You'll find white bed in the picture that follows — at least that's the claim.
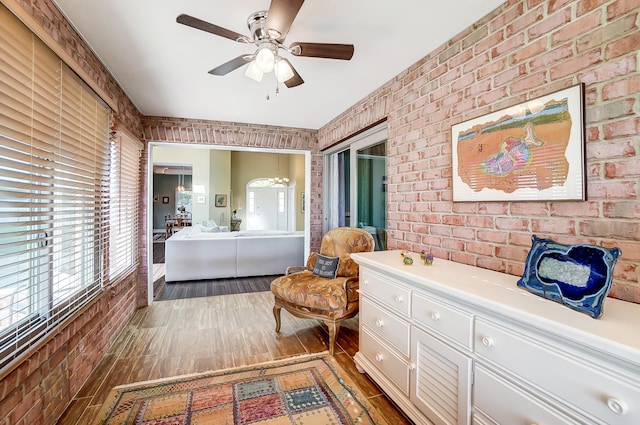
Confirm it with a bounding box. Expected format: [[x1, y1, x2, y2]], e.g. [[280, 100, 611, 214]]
[[164, 227, 305, 282]]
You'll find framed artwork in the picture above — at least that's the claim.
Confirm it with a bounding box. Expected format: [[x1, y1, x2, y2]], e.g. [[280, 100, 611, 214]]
[[215, 194, 227, 207], [162, 196, 169, 204], [451, 84, 585, 202], [196, 195, 206, 204]]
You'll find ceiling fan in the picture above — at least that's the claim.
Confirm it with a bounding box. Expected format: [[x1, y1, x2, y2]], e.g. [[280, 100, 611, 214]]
[[177, 0, 354, 88]]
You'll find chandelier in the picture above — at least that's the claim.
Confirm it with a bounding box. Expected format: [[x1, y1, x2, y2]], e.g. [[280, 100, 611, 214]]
[[270, 154, 289, 186], [270, 176, 290, 186], [176, 167, 186, 192]]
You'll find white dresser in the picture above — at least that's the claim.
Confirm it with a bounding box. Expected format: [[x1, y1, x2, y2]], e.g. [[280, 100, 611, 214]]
[[352, 250, 640, 425]]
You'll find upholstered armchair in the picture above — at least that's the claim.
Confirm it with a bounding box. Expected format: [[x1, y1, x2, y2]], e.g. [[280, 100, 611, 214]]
[[270, 227, 375, 355]]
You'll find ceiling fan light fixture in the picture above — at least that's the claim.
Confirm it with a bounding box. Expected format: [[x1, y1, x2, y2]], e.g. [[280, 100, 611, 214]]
[[275, 58, 294, 83], [245, 60, 264, 82], [255, 44, 276, 73], [178, 2, 355, 89]]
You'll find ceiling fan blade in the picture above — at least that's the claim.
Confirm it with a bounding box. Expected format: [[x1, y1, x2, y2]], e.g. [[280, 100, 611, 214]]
[[265, 0, 304, 41], [208, 55, 251, 76], [177, 14, 251, 43], [289, 42, 354, 60], [281, 58, 304, 88]]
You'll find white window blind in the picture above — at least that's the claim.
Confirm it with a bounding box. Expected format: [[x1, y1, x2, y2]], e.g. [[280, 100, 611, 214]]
[[109, 131, 142, 280], [0, 4, 110, 372]]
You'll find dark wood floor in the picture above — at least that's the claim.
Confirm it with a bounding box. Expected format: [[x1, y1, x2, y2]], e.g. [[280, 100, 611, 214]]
[[155, 274, 277, 301], [56, 291, 413, 425], [153, 240, 279, 301], [153, 239, 165, 264]]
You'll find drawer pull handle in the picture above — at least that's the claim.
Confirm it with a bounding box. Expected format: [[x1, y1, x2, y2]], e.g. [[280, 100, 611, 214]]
[[394, 295, 403, 303], [607, 398, 628, 415], [375, 353, 384, 362], [430, 312, 440, 321], [375, 319, 384, 328], [481, 336, 494, 347]]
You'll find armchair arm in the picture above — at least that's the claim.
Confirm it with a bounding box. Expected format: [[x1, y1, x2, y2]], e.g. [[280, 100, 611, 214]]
[[286, 252, 319, 275], [337, 255, 359, 278], [285, 266, 306, 275], [341, 276, 361, 304]]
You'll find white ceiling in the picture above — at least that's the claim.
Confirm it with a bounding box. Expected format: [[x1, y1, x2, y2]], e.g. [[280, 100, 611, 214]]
[[51, 0, 505, 130]]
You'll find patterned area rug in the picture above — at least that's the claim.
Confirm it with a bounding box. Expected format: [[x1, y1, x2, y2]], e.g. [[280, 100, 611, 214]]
[[92, 354, 389, 425]]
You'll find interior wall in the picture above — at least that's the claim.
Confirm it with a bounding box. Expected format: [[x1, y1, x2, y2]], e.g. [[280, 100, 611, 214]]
[[153, 146, 209, 225], [318, 0, 640, 304], [290, 154, 306, 231], [152, 174, 193, 229], [209, 150, 231, 226], [230, 151, 302, 231]]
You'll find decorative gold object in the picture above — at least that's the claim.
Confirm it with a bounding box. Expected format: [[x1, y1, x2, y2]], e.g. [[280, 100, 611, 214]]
[[401, 250, 413, 265]]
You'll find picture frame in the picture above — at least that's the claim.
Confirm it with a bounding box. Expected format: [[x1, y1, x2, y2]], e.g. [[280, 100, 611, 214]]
[[196, 195, 206, 204], [162, 196, 169, 204], [451, 84, 585, 202], [214, 194, 227, 207]]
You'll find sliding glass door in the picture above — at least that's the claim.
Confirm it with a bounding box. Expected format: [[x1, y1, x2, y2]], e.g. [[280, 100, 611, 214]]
[[324, 124, 387, 250]]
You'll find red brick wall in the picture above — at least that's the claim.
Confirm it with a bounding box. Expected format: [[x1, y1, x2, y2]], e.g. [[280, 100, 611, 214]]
[[0, 275, 138, 425], [319, 0, 640, 303]]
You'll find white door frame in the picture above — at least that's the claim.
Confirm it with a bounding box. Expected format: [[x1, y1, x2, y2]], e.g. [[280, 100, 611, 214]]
[[146, 143, 311, 306]]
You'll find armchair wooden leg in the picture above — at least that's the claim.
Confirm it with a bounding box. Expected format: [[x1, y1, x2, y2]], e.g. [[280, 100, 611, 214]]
[[326, 321, 341, 356], [273, 305, 282, 332]]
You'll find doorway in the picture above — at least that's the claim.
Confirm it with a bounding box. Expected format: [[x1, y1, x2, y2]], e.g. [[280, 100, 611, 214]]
[[246, 179, 294, 231], [147, 144, 312, 305], [324, 123, 388, 250]]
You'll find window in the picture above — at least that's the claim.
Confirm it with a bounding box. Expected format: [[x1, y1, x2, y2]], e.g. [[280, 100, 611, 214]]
[[109, 131, 142, 280], [0, 4, 111, 371], [324, 123, 388, 250], [278, 191, 285, 213], [249, 191, 255, 213]]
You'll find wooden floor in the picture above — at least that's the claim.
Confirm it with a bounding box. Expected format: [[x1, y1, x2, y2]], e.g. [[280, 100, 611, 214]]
[[152, 239, 165, 264], [152, 240, 279, 301], [155, 274, 277, 300], [56, 291, 414, 424]]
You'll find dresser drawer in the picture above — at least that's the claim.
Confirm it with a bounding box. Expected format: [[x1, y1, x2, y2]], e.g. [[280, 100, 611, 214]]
[[412, 292, 473, 350], [360, 327, 410, 395], [360, 270, 410, 317], [472, 410, 497, 425], [475, 318, 640, 425], [361, 297, 410, 356], [474, 365, 584, 425]]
